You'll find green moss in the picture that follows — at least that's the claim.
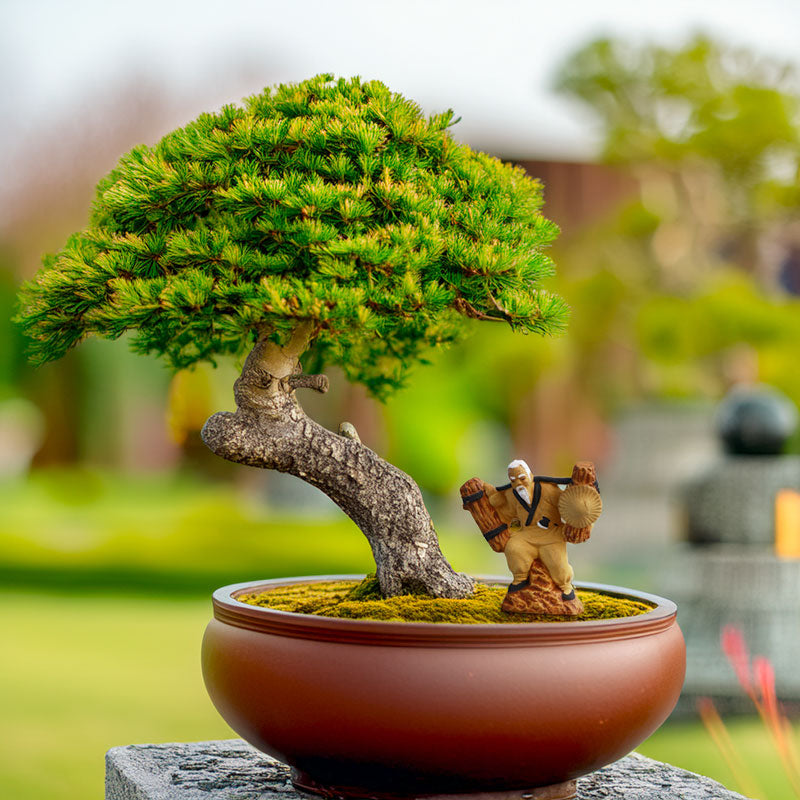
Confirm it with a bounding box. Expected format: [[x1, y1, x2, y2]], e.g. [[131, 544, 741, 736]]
[[236, 576, 654, 623]]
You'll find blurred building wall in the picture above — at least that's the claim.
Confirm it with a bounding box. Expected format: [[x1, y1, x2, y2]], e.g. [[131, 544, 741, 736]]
[[516, 159, 638, 236]]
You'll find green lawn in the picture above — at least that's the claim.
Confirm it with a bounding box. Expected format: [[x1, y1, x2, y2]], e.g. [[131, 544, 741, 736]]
[[3, 591, 234, 800], [639, 719, 798, 800], [4, 588, 796, 800]]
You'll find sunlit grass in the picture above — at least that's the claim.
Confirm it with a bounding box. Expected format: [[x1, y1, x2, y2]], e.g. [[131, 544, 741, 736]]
[[2, 591, 233, 800]]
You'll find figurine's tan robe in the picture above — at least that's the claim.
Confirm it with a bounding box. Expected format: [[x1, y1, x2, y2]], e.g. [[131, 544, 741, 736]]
[[487, 481, 574, 593]]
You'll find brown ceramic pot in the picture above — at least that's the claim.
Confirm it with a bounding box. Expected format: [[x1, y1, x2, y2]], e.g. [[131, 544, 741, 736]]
[[202, 576, 685, 799]]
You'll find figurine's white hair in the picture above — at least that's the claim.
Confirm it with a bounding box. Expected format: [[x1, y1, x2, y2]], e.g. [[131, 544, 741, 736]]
[[507, 459, 531, 477]]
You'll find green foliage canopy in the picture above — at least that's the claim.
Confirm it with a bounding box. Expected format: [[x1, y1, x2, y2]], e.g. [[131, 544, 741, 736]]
[[17, 74, 565, 397]]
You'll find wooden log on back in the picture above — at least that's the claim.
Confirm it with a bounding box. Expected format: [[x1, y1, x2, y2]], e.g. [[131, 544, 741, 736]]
[[460, 478, 510, 553]]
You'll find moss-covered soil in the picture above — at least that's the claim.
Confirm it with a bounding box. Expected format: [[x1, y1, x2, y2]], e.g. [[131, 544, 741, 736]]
[[236, 576, 655, 623]]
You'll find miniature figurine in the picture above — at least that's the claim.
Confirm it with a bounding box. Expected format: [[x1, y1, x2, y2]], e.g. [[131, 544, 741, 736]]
[[461, 460, 602, 615]]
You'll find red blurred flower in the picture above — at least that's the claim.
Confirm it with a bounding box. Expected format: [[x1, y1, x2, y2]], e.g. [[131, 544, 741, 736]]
[[754, 656, 779, 726], [721, 625, 754, 698]]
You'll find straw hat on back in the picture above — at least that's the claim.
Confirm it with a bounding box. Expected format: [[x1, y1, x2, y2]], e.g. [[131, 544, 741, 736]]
[[559, 484, 603, 528]]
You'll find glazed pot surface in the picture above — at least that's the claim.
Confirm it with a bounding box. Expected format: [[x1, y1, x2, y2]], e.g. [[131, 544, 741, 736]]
[[202, 576, 685, 797]]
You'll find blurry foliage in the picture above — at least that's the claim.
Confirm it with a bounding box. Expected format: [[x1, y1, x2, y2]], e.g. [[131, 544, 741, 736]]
[[383, 319, 547, 492], [0, 255, 30, 397], [545, 34, 800, 434], [639, 278, 800, 363], [555, 33, 800, 284], [637, 276, 800, 402], [0, 469, 373, 588], [555, 35, 799, 224]]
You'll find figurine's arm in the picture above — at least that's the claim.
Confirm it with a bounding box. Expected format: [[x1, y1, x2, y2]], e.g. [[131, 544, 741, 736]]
[[484, 483, 499, 501], [485, 486, 520, 528]]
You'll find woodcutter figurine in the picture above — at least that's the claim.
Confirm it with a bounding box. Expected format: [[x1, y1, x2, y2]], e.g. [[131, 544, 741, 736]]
[[461, 460, 602, 615]]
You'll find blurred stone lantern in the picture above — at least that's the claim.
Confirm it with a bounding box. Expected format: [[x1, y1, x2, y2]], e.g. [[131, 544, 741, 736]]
[[671, 384, 800, 711], [685, 385, 800, 549]]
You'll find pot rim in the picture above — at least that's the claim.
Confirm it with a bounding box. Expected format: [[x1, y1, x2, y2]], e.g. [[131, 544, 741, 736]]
[[211, 575, 678, 648]]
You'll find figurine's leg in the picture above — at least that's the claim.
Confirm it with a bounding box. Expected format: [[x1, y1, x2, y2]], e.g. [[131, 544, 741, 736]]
[[503, 537, 535, 591], [539, 542, 575, 600]]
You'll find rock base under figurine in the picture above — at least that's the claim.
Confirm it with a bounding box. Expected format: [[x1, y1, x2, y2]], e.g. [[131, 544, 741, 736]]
[[502, 560, 584, 616]]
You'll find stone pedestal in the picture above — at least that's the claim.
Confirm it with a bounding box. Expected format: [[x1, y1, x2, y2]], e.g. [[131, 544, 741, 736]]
[[105, 740, 752, 800]]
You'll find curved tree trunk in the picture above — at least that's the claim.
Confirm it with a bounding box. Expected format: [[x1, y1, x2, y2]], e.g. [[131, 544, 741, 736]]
[[201, 331, 474, 599]]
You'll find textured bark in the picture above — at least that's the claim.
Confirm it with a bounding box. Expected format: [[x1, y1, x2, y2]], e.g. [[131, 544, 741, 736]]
[[201, 334, 474, 598]]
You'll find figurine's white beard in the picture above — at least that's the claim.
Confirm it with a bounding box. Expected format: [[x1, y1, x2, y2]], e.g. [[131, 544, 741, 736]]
[[516, 486, 531, 505]]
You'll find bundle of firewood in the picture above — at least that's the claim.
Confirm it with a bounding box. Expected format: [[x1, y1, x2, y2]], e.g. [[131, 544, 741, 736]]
[[460, 478, 510, 553]]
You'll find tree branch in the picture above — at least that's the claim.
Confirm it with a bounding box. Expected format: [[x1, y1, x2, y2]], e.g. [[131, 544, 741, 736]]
[[453, 296, 504, 322], [250, 321, 315, 379], [287, 373, 329, 393], [487, 293, 515, 322]]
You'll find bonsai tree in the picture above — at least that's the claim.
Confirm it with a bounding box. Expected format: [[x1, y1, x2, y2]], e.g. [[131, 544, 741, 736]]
[[16, 74, 566, 598]]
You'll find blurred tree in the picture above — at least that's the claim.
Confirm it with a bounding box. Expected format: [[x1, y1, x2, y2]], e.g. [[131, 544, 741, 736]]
[[16, 74, 565, 597], [465, 34, 800, 468], [637, 274, 800, 409], [555, 35, 800, 285]]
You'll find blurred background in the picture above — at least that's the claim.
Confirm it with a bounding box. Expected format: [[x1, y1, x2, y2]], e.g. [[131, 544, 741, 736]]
[[4, 1, 800, 798]]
